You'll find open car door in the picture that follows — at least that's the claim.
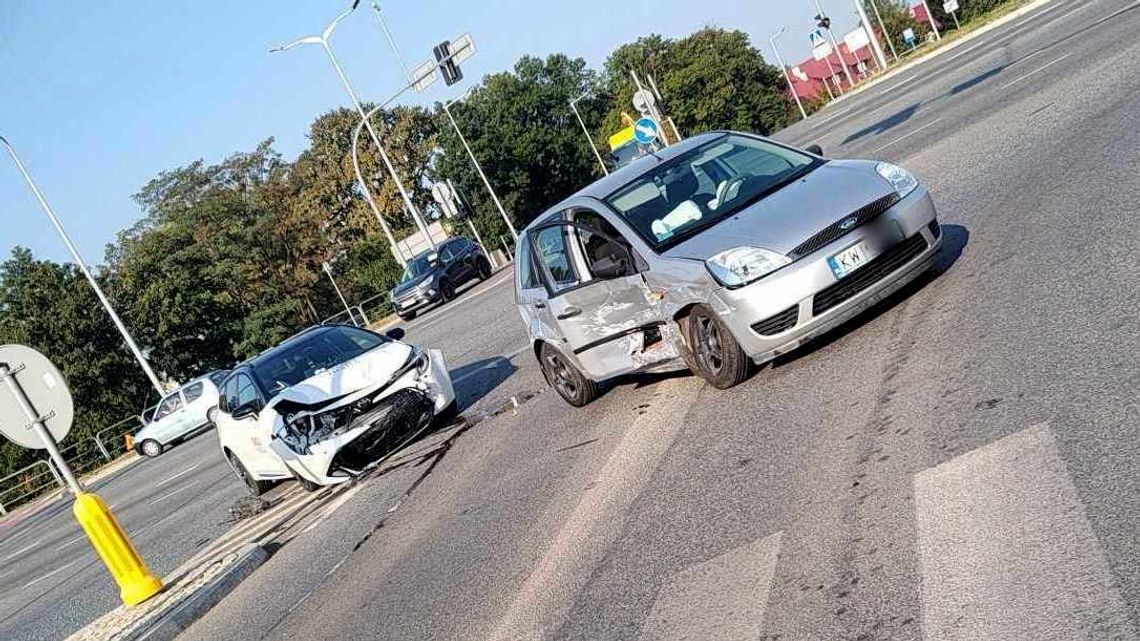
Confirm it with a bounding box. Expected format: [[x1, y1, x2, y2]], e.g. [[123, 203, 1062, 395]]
[[528, 221, 677, 381]]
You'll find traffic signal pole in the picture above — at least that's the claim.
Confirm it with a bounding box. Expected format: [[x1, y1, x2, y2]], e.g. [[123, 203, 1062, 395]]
[[813, 0, 855, 87]]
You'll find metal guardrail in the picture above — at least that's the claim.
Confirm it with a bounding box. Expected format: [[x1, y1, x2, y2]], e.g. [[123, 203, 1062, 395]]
[[0, 461, 63, 515]]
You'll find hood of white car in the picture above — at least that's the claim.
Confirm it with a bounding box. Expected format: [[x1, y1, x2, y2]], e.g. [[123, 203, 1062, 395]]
[[267, 342, 414, 411]]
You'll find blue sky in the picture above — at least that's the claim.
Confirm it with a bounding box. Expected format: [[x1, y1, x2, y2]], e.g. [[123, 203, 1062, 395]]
[[0, 0, 867, 265]]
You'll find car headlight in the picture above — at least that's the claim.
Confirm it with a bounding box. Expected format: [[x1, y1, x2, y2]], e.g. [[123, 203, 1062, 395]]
[[706, 247, 791, 288], [876, 162, 919, 199]]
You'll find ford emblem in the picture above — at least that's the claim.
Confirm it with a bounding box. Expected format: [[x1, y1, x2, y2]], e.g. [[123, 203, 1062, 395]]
[[839, 217, 857, 231]]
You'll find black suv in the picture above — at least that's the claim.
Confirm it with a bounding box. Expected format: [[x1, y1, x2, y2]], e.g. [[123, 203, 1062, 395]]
[[390, 237, 492, 320]]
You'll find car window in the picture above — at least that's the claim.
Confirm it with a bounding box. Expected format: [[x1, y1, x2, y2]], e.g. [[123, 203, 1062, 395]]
[[604, 134, 818, 250], [439, 244, 455, 263], [234, 374, 260, 410], [533, 226, 581, 293], [572, 209, 632, 275], [183, 381, 206, 403], [220, 375, 239, 413], [517, 233, 542, 290], [207, 370, 230, 388], [154, 392, 183, 421]]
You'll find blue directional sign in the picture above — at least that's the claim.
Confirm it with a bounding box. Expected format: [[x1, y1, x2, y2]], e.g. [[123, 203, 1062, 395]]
[[633, 117, 660, 145]]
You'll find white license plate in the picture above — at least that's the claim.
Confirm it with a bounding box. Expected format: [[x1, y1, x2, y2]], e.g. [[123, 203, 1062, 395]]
[[827, 241, 873, 279]]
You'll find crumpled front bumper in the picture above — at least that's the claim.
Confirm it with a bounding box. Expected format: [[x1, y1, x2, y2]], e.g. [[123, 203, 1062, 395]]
[[271, 349, 455, 486]]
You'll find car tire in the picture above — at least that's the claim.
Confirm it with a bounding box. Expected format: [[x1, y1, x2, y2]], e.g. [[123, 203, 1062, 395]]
[[686, 305, 750, 390], [228, 453, 272, 497], [439, 280, 455, 303], [476, 258, 492, 280], [539, 343, 599, 407], [138, 439, 163, 458]]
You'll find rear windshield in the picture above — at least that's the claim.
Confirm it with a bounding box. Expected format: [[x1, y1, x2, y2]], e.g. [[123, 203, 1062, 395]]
[[603, 134, 818, 250]]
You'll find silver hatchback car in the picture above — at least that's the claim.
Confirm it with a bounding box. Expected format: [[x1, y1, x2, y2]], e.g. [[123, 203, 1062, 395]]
[[515, 131, 942, 406]]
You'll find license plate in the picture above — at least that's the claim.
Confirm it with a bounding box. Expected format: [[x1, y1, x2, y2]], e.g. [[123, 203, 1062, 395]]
[[827, 241, 873, 279]]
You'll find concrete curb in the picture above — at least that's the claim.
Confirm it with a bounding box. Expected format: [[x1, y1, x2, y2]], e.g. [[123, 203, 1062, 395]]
[[124, 544, 270, 641]]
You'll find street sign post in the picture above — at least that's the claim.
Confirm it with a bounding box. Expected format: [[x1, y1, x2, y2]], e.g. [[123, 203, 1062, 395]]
[[944, 0, 961, 29], [633, 117, 660, 145], [903, 28, 918, 48], [0, 345, 162, 606]]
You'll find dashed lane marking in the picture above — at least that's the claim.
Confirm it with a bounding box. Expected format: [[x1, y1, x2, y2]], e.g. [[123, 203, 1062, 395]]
[[999, 52, 1073, 90], [871, 118, 944, 154], [1, 538, 41, 562], [23, 560, 77, 589], [155, 464, 200, 488], [149, 480, 200, 506]]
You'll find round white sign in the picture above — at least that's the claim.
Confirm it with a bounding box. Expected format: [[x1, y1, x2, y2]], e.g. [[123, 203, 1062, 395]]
[[0, 345, 74, 449]]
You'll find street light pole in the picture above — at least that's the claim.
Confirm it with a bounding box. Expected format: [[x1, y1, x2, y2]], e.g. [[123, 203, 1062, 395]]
[[919, 0, 942, 41], [770, 28, 808, 121], [443, 93, 517, 239], [271, 3, 438, 251], [322, 262, 355, 324], [351, 101, 408, 267], [369, 1, 411, 78], [813, 0, 855, 87], [852, 0, 889, 70], [0, 136, 165, 396], [868, 0, 900, 63], [569, 92, 609, 176]]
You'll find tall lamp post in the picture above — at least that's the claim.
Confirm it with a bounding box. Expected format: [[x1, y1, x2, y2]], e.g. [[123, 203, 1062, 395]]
[[271, 1, 437, 251], [868, 0, 900, 63], [770, 28, 808, 121], [569, 91, 609, 176], [442, 89, 517, 239], [0, 136, 165, 396]]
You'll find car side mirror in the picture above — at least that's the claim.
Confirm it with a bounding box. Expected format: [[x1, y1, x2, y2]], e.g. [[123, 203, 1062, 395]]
[[385, 327, 406, 341], [231, 402, 259, 421], [805, 144, 823, 156]]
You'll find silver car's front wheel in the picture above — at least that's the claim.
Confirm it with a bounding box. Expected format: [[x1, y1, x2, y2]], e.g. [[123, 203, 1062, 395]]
[[138, 439, 163, 458], [687, 306, 750, 390]]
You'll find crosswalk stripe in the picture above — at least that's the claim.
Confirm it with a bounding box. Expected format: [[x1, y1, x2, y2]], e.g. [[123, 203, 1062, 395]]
[[914, 423, 1136, 640], [637, 532, 782, 641]]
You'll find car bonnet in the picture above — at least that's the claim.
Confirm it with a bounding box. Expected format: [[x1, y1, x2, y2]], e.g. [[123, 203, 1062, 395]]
[[266, 341, 414, 413]]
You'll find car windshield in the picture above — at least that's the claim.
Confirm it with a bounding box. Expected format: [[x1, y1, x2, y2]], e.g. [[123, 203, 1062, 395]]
[[399, 254, 436, 284], [250, 326, 388, 394], [603, 134, 819, 250]]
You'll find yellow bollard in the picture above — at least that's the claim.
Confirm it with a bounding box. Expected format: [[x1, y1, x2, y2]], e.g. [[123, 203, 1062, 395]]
[[72, 492, 163, 606]]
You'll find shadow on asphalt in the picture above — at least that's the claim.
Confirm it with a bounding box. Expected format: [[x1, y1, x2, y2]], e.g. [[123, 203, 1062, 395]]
[[450, 356, 520, 413], [950, 65, 1006, 95], [842, 103, 921, 145], [771, 223, 969, 370]]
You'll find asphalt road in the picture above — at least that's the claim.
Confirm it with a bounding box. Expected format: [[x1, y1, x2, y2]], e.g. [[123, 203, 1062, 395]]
[[7, 0, 1140, 638]]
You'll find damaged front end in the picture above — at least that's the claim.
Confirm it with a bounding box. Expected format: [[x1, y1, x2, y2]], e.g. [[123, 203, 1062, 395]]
[[269, 347, 454, 485]]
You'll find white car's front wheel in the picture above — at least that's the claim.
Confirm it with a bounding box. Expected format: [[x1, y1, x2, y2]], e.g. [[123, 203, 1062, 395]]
[[138, 439, 163, 458], [228, 453, 272, 497]]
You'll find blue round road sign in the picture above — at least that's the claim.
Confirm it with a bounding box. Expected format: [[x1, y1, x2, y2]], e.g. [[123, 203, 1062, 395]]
[[633, 117, 660, 145]]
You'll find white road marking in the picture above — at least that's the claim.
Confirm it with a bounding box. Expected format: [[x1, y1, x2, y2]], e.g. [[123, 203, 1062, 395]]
[[59, 534, 86, 549], [1, 538, 41, 561], [488, 378, 699, 641], [155, 464, 200, 488], [877, 74, 920, 96], [637, 532, 783, 641], [811, 106, 853, 128], [999, 52, 1073, 90], [871, 118, 943, 154], [149, 480, 199, 506], [943, 37, 1000, 63], [915, 423, 1137, 640], [23, 560, 77, 589]]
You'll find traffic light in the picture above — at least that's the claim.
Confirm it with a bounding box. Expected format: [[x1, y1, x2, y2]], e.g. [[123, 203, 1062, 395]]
[[433, 40, 463, 86], [815, 13, 831, 30]]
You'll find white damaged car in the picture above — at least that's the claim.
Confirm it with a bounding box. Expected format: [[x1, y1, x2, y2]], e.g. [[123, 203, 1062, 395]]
[[212, 324, 455, 495]]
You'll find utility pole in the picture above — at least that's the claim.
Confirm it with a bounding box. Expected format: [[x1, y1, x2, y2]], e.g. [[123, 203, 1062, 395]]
[[853, 0, 889, 70], [322, 262, 355, 325], [770, 28, 807, 120], [0, 137, 166, 396], [813, 0, 855, 87], [442, 92, 518, 238], [920, 0, 942, 41], [570, 92, 609, 176], [868, 0, 900, 63]]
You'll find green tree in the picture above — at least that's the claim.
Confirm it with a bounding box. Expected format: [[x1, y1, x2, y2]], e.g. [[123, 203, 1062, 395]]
[[602, 29, 790, 140], [432, 54, 607, 231], [864, 0, 925, 49], [0, 248, 153, 474]]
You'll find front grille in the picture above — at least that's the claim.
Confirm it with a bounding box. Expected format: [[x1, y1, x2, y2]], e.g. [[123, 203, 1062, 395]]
[[329, 388, 434, 473], [812, 234, 928, 316], [751, 306, 799, 336], [789, 193, 901, 260]]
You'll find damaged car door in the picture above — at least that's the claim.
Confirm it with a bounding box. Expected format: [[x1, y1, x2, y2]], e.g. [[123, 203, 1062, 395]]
[[528, 219, 674, 381]]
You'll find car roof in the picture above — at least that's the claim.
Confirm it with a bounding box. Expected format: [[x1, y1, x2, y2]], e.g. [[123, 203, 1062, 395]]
[[521, 131, 728, 233]]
